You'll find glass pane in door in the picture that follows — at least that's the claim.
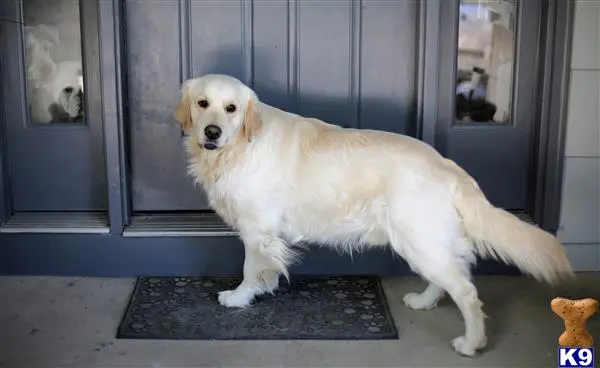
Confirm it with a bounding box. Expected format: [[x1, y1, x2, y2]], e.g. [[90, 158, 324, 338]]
[[23, 0, 85, 124], [455, 0, 516, 124]]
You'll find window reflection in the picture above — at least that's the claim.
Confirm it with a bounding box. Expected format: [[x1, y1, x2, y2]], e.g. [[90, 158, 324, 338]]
[[456, 0, 516, 124], [23, 0, 84, 124]]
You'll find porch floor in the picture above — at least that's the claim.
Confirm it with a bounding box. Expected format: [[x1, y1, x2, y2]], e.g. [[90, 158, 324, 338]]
[[1, 273, 598, 368]]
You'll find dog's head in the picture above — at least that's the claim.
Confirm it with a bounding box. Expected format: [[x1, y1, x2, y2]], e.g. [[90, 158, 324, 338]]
[[49, 61, 84, 121], [174, 74, 262, 151], [24, 24, 59, 90]]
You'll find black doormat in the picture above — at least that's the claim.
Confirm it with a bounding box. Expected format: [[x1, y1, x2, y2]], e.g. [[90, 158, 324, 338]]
[[116, 276, 398, 340]]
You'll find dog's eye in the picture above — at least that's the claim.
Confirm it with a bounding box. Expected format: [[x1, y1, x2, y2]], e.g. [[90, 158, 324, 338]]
[[225, 104, 236, 113], [198, 99, 209, 109], [63, 87, 74, 94]]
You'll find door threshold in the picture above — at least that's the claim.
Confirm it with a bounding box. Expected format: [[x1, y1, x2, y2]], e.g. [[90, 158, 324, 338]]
[[123, 213, 238, 237], [0, 212, 109, 234], [123, 210, 534, 237]]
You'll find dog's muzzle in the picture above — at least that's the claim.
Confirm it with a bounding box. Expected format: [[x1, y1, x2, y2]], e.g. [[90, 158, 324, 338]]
[[203, 142, 218, 150], [203, 124, 221, 150]]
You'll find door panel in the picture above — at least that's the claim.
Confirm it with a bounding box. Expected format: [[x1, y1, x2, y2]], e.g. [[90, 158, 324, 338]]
[[126, 2, 196, 211], [190, 1, 246, 78], [128, 0, 418, 212], [435, 0, 540, 210], [296, 1, 355, 125], [360, 0, 417, 134], [0, 0, 106, 211]]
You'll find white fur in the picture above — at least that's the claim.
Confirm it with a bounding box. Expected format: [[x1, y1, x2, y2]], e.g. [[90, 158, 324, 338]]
[[175, 74, 574, 357], [24, 24, 84, 123]]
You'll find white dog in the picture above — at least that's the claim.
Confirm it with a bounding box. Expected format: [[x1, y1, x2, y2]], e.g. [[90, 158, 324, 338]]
[[174, 74, 573, 356], [24, 24, 84, 123]]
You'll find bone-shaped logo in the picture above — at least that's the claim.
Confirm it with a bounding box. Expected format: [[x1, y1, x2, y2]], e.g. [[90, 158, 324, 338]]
[[551, 297, 599, 348]]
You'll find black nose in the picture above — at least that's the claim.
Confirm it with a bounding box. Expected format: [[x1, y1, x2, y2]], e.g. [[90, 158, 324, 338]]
[[204, 125, 221, 140]]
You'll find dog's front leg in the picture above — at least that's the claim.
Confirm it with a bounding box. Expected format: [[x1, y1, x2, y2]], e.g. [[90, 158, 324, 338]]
[[218, 234, 289, 308]]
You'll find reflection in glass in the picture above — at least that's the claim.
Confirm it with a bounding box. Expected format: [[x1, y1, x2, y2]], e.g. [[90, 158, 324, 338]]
[[23, 0, 84, 124], [455, 0, 515, 123]]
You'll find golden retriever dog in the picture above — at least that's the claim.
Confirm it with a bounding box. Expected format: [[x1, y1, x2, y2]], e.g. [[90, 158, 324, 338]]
[[174, 74, 573, 356]]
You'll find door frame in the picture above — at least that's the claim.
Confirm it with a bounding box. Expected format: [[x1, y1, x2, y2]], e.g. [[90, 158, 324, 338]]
[[0, 0, 575, 276]]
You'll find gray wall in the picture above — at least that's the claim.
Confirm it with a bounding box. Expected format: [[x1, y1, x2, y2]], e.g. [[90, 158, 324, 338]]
[[559, 0, 600, 271]]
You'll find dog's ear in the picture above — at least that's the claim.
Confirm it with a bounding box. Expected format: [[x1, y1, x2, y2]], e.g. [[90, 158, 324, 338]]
[[241, 96, 262, 142], [174, 80, 195, 131], [174, 91, 192, 131], [25, 24, 60, 50]]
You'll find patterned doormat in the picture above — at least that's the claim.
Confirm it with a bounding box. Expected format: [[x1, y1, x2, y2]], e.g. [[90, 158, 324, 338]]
[[116, 276, 398, 340]]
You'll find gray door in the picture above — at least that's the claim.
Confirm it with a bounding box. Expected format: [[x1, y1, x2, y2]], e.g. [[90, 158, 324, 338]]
[[126, 0, 418, 212], [0, 0, 106, 211], [432, 0, 541, 210]]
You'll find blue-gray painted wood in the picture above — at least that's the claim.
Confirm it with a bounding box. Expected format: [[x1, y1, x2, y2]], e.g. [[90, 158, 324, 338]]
[[0, 43, 11, 222], [533, 0, 575, 233], [0, 232, 521, 278], [0, 0, 107, 211], [99, 0, 130, 232], [434, 0, 542, 210], [418, 0, 439, 147], [126, 0, 198, 211], [127, 0, 418, 212]]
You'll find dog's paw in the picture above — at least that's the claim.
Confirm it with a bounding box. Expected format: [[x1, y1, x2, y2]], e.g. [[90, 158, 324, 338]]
[[403, 292, 439, 310], [218, 289, 252, 308], [451, 335, 487, 357], [452, 336, 476, 357]]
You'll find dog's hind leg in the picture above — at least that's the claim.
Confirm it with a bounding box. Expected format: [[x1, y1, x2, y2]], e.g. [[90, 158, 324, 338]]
[[403, 282, 445, 310], [389, 229, 486, 356], [218, 233, 295, 308], [427, 265, 486, 357], [403, 236, 474, 310]]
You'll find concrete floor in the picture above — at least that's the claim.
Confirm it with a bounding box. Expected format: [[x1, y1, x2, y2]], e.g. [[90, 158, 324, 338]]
[[0, 274, 598, 368]]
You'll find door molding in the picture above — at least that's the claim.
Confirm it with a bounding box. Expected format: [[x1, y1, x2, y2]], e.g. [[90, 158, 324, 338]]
[[0, 61, 10, 223], [98, 0, 131, 234], [530, 0, 575, 233]]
